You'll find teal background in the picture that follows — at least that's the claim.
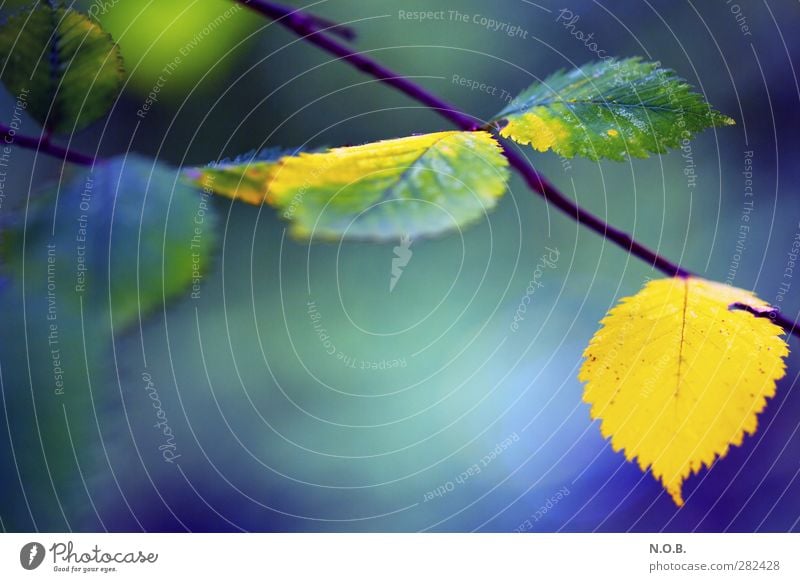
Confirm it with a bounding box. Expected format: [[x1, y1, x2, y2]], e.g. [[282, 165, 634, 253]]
[[1, 0, 799, 531]]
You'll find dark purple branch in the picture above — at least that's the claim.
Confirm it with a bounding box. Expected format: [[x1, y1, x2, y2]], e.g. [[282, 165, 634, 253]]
[[239, 0, 480, 130], [237, 0, 800, 339], [0, 123, 95, 166], [251, 0, 356, 41], [304, 11, 357, 42], [498, 146, 690, 278]]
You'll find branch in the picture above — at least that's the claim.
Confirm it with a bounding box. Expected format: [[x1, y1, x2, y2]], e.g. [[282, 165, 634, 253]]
[[0, 123, 96, 166], [238, 0, 686, 276], [250, 0, 357, 41], [302, 11, 357, 42], [239, 0, 479, 130], [237, 0, 800, 339]]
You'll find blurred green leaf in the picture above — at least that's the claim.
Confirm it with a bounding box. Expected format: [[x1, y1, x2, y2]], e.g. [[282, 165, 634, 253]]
[[494, 58, 734, 161], [94, 0, 255, 96], [2, 154, 217, 329], [185, 130, 510, 241], [0, 1, 124, 133]]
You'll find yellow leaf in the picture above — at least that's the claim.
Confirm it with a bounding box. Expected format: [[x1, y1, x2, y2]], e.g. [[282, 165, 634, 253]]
[[185, 131, 509, 240], [579, 277, 789, 506]]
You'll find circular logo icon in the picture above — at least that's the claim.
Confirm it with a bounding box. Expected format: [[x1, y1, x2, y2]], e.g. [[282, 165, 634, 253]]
[[19, 542, 45, 570]]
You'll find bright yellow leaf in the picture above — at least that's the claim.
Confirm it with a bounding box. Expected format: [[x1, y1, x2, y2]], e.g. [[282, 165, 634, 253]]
[[579, 277, 789, 506]]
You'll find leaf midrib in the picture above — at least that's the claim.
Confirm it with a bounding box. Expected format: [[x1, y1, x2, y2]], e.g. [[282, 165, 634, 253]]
[[377, 132, 454, 204]]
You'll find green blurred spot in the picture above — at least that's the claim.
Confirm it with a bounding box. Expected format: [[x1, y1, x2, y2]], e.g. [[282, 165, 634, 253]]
[[2, 154, 218, 330], [93, 0, 258, 96]]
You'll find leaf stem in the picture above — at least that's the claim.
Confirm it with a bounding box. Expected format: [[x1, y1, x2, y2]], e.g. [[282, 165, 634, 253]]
[[729, 302, 799, 338], [0, 123, 96, 166], [236, 0, 800, 338]]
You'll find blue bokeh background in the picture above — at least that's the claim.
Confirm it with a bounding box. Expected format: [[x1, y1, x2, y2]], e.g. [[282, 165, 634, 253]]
[[1, 0, 799, 532]]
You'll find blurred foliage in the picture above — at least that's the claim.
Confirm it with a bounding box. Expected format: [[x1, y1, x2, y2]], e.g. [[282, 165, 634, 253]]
[[2, 155, 218, 329], [90, 0, 260, 97], [0, 1, 124, 132]]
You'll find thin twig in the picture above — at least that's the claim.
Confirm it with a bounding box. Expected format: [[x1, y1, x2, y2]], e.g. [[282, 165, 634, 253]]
[[0, 123, 95, 166], [264, 0, 357, 41], [237, 0, 800, 339], [730, 302, 799, 338]]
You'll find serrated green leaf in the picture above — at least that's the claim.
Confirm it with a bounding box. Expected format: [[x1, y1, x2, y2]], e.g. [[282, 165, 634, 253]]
[[493, 58, 734, 161], [184, 130, 510, 241], [0, 1, 124, 133], [2, 155, 217, 329]]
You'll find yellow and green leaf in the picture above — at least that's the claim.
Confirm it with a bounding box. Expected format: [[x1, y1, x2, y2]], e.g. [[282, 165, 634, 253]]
[[494, 58, 734, 160], [579, 277, 788, 506], [184, 130, 510, 241], [0, 1, 125, 133]]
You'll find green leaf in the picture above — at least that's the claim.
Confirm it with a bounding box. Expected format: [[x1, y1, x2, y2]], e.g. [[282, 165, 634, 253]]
[[0, 1, 124, 133], [184, 130, 510, 241], [493, 58, 734, 161], [2, 155, 217, 329]]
